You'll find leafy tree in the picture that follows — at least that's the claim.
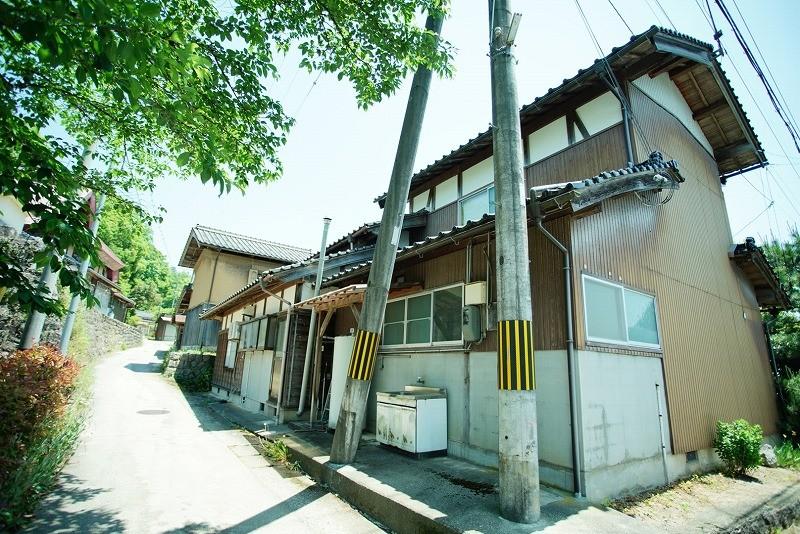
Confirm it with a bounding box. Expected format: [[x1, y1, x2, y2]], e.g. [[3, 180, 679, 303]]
[[97, 197, 189, 313], [0, 0, 452, 315], [762, 229, 800, 372]]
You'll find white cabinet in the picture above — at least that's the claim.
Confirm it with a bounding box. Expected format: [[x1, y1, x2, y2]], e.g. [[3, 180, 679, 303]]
[[376, 386, 447, 454]]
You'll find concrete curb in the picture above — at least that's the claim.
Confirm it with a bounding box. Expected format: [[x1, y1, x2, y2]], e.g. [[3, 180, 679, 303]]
[[279, 435, 456, 534], [720, 482, 800, 534]]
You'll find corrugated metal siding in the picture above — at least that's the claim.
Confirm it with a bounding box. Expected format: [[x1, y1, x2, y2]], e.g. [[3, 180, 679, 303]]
[[425, 202, 459, 237], [525, 124, 628, 189], [569, 84, 777, 453], [181, 302, 221, 348]]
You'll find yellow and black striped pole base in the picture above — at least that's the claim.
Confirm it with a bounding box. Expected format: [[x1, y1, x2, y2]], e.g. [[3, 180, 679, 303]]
[[497, 319, 535, 390], [347, 329, 380, 381]]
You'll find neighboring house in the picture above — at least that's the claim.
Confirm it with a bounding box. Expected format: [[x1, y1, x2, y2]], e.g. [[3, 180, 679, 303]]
[[155, 315, 179, 342], [176, 225, 311, 349], [87, 240, 134, 322], [0, 195, 26, 234], [200, 26, 790, 502]]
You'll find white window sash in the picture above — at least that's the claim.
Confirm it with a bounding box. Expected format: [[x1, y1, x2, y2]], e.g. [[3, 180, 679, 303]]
[[582, 274, 661, 350]]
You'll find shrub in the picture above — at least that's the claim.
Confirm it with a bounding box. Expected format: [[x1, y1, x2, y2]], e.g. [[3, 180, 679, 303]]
[[0, 345, 80, 528], [713, 419, 763, 476], [776, 441, 800, 470]]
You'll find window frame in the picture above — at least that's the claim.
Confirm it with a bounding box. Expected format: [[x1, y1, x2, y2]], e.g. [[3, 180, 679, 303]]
[[381, 283, 464, 348], [458, 184, 495, 225], [581, 274, 662, 351]]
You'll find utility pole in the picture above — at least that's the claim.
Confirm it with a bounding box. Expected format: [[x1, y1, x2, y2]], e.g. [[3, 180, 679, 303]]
[[59, 193, 106, 355], [297, 217, 332, 416], [20, 146, 96, 350], [330, 14, 443, 464], [489, 0, 540, 523]]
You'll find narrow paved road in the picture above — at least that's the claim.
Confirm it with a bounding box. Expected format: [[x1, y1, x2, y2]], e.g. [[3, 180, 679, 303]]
[[27, 340, 382, 534]]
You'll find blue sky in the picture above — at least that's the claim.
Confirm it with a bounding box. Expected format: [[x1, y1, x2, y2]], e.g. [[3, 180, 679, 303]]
[[147, 0, 800, 268]]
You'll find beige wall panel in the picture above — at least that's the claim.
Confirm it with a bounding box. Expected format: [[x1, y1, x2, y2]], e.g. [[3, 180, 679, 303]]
[[188, 249, 280, 309]]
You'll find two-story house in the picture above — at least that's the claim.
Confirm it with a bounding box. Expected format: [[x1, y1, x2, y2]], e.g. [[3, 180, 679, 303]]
[[198, 27, 789, 501], [175, 225, 311, 349]]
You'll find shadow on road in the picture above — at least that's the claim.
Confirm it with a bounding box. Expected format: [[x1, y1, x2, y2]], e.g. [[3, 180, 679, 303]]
[[25, 473, 126, 533], [124, 362, 162, 373], [162, 486, 326, 534]]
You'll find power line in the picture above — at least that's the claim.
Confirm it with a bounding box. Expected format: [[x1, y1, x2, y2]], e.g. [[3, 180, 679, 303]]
[[714, 0, 800, 154], [651, 0, 677, 30], [729, 0, 800, 136], [607, 0, 633, 35], [734, 201, 774, 236]]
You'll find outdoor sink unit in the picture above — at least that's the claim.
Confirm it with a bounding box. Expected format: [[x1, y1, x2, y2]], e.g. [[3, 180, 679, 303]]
[[376, 386, 447, 455]]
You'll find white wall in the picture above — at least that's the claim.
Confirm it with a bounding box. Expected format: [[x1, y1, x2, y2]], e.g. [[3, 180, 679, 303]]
[[528, 116, 569, 164], [434, 176, 458, 208], [0, 196, 25, 233], [412, 190, 430, 212], [576, 92, 622, 136], [577, 349, 671, 500], [632, 73, 714, 155], [461, 157, 494, 197], [368, 348, 574, 490]]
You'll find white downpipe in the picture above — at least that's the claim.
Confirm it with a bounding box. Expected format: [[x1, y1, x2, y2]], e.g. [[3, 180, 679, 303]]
[[297, 217, 332, 415]]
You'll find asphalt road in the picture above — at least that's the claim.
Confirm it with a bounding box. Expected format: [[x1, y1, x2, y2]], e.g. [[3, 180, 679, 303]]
[[26, 340, 382, 534]]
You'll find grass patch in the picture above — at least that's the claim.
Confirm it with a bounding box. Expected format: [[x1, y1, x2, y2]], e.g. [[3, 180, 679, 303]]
[[260, 438, 299, 471]]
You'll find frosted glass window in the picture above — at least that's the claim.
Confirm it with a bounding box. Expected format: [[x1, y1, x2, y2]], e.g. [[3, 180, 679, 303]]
[[433, 286, 462, 342], [383, 300, 406, 346], [225, 340, 237, 368], [625, 290, 659, 345], [383, 323, 405, 345], [460, 186, 495, 224], [275, 317, 287, 352], [584, 278, 626, 343], [382, 285, 463, 346], [434, 176, 458, 208], [583, 275, 661, 348]]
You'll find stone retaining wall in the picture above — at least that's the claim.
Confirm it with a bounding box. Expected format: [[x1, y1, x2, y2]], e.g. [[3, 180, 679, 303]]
[[164, 351, 214, 391], [84, 309, 144, 357]]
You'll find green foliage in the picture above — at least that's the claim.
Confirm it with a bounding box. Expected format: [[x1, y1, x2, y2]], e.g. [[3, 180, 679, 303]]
[[776, 441, 800, 469], [98, 197, 188, 312], [262, 438, 290, 464], [713, 419, 764, 476], [0, 345, 81, 529], [783, 372, 800, 438], [0, 0, 452, 315], [762, 229, 800, 367]]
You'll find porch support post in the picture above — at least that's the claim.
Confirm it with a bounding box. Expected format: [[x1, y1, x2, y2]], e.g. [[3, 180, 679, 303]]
[[330, 14, 443, 464], [489, 0, 540, 523]]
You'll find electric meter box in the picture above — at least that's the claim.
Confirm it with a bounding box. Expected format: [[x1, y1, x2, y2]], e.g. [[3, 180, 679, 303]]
[[464, 282, 487, 305], [462, 305, 482, 342]]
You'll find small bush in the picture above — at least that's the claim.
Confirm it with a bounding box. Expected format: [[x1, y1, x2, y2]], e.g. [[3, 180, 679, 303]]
[[713, 419, 763, 476], [776, 441, 800, 470], [0, 345, 81, 528]]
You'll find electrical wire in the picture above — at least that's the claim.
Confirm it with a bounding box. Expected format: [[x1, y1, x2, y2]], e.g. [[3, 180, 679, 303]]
[[651, 0, 677, 30], [714, 0, 800, 154], [607, 0, 633, 35], [734, 201, 774, 236]]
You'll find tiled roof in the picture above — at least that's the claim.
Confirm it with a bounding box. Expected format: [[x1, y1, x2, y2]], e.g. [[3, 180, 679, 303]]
[[374, 26, 763, 205], [327, 153, 682, 285], [178, 225, 311, 268]]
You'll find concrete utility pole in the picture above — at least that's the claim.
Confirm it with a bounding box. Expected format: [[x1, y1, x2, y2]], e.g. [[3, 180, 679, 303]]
[[297, 217, 332, 415], [59, 193, 106, 355], [20, 147, 96, 350], [330, 14, 443, 464], [489, 0, 540, 523]]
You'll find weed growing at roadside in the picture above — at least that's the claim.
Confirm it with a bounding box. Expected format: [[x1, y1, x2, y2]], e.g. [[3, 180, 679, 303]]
[[776, 441, 800, 469], [713, 419, 763, 476]]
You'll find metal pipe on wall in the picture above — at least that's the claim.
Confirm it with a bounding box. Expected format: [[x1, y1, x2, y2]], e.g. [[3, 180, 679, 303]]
[[534, 216, 583, 497], [298, 217, 332, 415]]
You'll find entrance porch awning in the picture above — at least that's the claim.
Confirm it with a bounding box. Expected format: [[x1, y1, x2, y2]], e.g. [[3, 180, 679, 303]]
[[296, 284, 367, 313]]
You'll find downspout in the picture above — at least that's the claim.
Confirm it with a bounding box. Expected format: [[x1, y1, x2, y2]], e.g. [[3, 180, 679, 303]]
[[298, 217, 332, 415], [534, 215, 583, 498], [259, 278, 294, 422]]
